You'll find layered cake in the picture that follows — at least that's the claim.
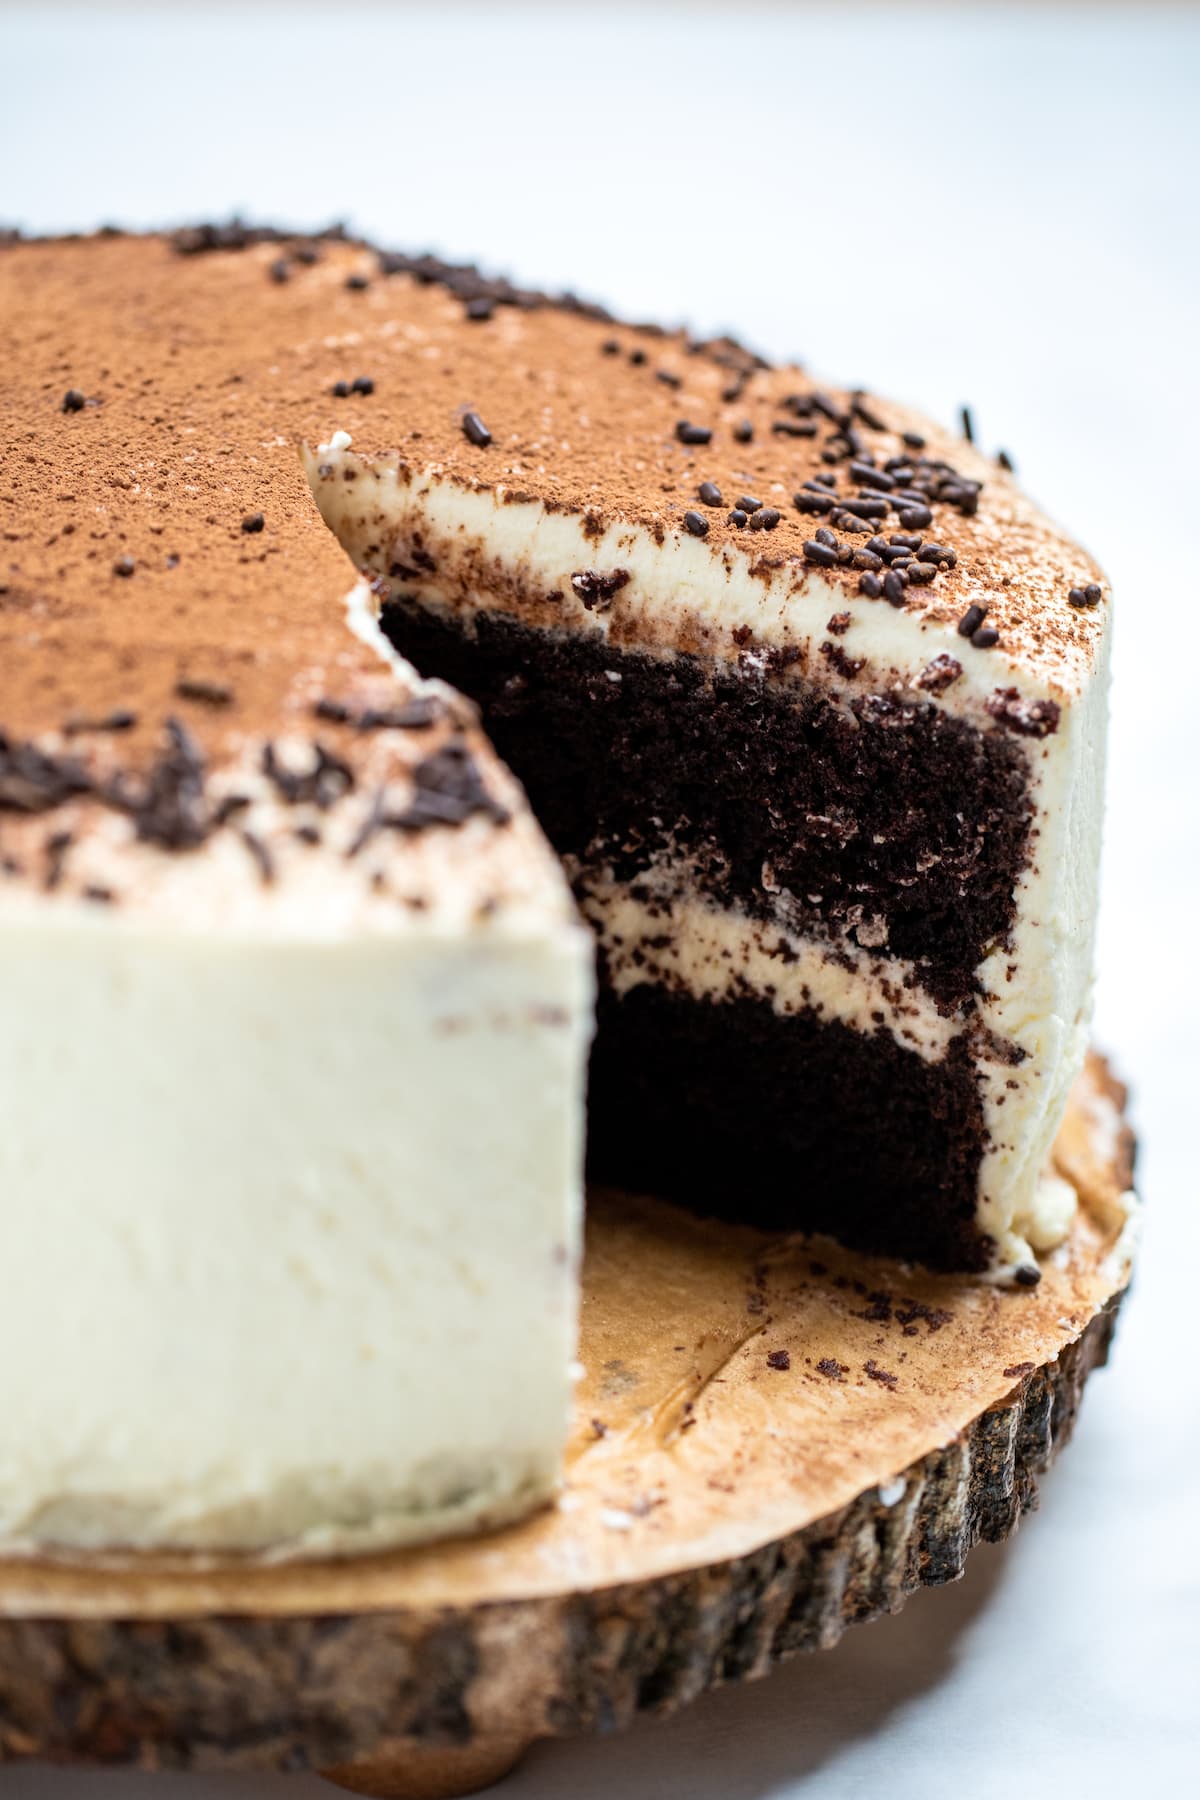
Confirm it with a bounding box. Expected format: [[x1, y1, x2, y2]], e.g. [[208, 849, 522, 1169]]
[[301, 251, 1111, 1278], [0, 225, 1111, 1553], [0, 233, 592, 1553]]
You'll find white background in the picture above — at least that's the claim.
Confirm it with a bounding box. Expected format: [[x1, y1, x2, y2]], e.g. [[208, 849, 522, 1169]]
[[3, 3, 1198, 1795]]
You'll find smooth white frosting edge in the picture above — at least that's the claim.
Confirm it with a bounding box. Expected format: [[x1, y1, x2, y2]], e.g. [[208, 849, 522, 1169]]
[[0, 918, 594, 1554]]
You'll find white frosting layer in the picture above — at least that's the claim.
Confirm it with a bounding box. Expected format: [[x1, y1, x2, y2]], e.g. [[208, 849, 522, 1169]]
[[304, 447, 1091, 719], [0, 590, 594, 1555], [575, 863, 955, 1063], [307, 459, 1111, 1273], [973, 620, 1110, 1264]]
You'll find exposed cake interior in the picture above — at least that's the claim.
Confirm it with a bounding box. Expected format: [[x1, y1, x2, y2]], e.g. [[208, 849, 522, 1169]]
[[305, 364, 1108, 1278]]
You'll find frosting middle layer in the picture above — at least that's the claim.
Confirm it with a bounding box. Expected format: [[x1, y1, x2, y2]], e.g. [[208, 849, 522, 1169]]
[[575, 862, 955, 1063]]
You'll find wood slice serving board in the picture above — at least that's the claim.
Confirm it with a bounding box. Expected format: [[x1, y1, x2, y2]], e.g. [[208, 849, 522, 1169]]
[[0, 1053, 1137, 1798]]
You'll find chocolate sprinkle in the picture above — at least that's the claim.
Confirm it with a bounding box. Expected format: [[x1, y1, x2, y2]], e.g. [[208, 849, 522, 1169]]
[[570, 568, 631, 612], [837, 497, 889, 521], [683, 510, 710, 538], [851, 394, 887, 432], [957, 604, 988, 639], [916, 654, 963, 694], [985, 689, 1060, 737], [112, 554, 135, 578], [175, 678, 233, 708], [240, 828, 275, 885], [263, 740, 354, 809], [44, 829, 73, 892], [356, 698, 443, 731], [64, 709, 137, 736], [385, 742, 508, 838], [697, 481, 723, 507], [61, 389, 87, 414], [461, 410, 492, 448], [212, 793, 251, 826], [675, 420, 712, 446], [122, 718, 209, 851], [732, 419, 754, 444], [972, 625, 1000, 649], [0, 734, 80, 813], [849, 463, 894, 491], [241, 512, 265, 534]]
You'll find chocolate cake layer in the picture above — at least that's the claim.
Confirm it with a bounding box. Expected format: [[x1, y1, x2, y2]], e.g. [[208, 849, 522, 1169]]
[[378, 597, 1033, 1010], [588, 981, 989, 1270]]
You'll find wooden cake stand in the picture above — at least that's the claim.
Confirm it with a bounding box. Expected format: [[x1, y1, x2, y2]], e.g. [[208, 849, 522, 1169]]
[[0, 1053, 1137, 1798]]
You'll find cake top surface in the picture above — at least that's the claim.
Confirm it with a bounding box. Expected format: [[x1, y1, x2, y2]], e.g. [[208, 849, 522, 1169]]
[[288, 249, 1108, 698], [0, 228, 1107, 886], [0, 229, 579, 931]]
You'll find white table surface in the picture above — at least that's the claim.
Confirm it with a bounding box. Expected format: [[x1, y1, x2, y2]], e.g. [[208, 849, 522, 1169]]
[[3, 4, 1198, 1794]]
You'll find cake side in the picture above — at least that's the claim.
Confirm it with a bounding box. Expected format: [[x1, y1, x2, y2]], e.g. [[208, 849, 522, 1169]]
[[0, 903, 592, 1554], [0, 598, 595, 1556]]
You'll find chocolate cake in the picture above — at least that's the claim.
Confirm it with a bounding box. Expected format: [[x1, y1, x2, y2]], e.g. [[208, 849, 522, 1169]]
[[0, 218, 1112, 1536], [299, 241, 1111, 1280]]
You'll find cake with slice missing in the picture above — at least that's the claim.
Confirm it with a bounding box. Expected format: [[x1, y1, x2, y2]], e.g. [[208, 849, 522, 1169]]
[[0, 225, 1111, 1554]]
